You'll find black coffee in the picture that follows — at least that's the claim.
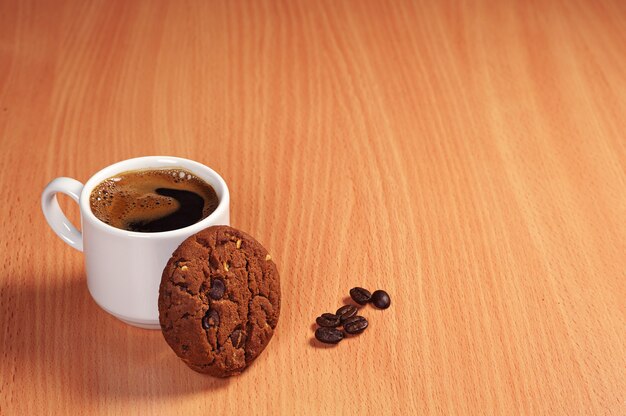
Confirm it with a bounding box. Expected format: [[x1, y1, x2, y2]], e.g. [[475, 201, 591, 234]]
[[90, 168, 219, 232]]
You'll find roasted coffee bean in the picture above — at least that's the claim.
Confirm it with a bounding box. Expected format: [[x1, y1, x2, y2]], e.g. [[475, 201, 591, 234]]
[[371, 290, 391, 309], [209, 278, 225, 299], [336, 305, 358, 323], [316, 313, 340, 328], [201, 309, 220, 329], [315, 327, 344, 344], [343, 315, 368, 334], [349, 287, 372, 305], [230, 329, 246, 348]]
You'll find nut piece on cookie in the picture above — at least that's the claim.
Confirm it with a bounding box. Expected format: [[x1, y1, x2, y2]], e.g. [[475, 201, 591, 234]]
[[158, 225, 281, 377]]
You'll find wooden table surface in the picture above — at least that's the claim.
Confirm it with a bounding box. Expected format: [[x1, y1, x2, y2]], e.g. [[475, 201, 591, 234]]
[[1, 0, 625, 414]]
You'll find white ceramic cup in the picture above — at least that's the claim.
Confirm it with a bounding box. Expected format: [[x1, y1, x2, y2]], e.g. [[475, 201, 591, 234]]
[[41, 156, 230, 329]]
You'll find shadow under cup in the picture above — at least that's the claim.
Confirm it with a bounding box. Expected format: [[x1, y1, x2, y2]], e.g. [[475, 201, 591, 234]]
[[43, 156, 230, 330]]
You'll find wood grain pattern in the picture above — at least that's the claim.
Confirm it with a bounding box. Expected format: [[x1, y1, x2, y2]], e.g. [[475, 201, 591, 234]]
[[1, 0, 625, 414]]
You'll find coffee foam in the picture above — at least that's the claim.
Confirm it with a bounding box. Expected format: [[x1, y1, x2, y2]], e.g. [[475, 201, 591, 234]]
[[89, 168, 218, 231]]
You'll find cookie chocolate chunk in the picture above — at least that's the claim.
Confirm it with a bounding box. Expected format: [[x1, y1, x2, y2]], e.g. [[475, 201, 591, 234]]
[[158, 226, 280, 377]]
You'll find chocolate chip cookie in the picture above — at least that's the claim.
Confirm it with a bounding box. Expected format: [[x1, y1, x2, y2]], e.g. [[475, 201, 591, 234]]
[[158, 226, 280, 377]]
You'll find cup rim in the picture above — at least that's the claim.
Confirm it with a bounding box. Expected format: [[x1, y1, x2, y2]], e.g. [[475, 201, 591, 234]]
[[80, 156, 230, 238]]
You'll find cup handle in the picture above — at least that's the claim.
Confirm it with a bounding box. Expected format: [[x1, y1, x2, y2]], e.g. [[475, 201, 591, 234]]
[[41, 177, 84, 252]]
